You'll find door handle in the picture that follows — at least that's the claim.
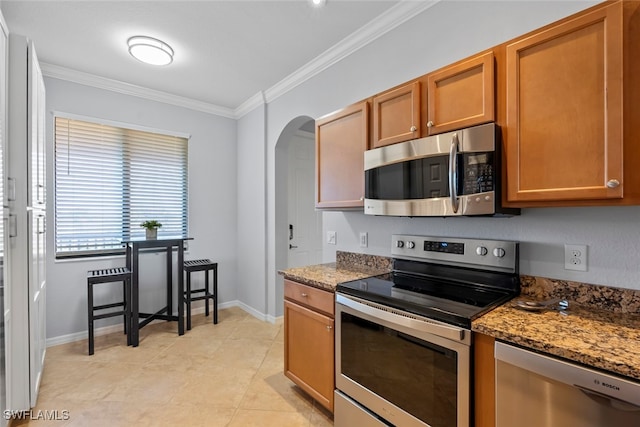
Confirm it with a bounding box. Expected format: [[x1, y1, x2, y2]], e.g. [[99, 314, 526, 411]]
[[8, 177, 16, 202], [575, 385, 640, 412], [448, 133, 460, 214], [289, 244, 298, 250], [9, 213, 17, 238]]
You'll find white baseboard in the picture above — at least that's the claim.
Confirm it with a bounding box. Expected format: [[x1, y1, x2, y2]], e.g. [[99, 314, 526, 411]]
[[192, 300, 282, 324], [45, 300, 275, 347]]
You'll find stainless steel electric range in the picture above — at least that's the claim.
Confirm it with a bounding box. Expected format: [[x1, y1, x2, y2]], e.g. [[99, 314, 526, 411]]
[[335, 234, 520, 427]]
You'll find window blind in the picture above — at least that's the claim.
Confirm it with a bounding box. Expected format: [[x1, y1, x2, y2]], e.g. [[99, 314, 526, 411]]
[[54, 117, 188, 257]]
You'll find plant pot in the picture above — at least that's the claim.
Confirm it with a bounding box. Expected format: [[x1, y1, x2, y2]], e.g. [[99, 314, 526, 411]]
[[145, 228, 158, 240]]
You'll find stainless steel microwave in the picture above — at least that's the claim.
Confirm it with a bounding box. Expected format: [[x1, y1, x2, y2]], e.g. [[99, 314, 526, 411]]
[[364, 123, 519, 217]]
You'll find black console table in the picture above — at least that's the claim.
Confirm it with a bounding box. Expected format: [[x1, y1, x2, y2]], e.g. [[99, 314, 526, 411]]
[[123, 236, 193, 347]]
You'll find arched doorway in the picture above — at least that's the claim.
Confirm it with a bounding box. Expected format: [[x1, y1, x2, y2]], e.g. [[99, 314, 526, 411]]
[[274, 115, 323, 316]]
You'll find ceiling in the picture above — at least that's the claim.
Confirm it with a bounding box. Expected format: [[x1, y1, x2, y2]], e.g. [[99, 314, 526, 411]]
[[0, 0, 434, 116]]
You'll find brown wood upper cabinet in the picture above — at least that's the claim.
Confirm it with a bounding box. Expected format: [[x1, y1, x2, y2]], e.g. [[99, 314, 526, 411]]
[[372, 81, 420, 148], [315, 101, 369, 209], [425, 51, 495, 136], [504, 2, 627, 204]]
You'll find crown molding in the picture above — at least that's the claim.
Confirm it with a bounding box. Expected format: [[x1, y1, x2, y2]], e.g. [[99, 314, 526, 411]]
[[40, 63, 236, 119], [261, 0, 440, 108], [235, 91, 267, 118], [40, 1, 439, 120]]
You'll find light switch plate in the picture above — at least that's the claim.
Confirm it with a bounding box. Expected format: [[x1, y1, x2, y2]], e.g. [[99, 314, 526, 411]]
[[359, 232, 368, 248], [327, 231, 337, 245]]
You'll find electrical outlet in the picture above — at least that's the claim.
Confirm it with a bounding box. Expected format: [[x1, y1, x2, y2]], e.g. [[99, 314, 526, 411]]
[[327, 231, 337, 245], [359, 232, 368, 248], [564, 244, 587, 271]]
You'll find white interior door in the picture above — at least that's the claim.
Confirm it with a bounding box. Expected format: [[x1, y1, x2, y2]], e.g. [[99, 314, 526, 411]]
[[7, 34, 46, 410], [0, 13, 8, 427], [27, 40, 46, 406], [287, 131, 322, 268]]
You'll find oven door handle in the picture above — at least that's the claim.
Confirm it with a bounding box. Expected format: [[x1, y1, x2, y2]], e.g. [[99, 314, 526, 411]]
[[449, 133, 460, 214], [336, 293, 469, 343]]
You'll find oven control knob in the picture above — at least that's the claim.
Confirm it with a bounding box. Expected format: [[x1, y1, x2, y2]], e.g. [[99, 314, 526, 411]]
[[406, 241, 415, 249], [493, 247, 506, 258], [396, 240, 404, 248], [476, 246, 488, 256]]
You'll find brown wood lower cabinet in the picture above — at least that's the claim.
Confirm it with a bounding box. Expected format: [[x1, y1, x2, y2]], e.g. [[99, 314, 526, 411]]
[[284, 279, 335, 412], [474, 332, 496, 427]]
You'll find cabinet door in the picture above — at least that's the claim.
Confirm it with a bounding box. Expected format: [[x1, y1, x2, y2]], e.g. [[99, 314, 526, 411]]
[[284, 300, 334, 412], [474, 333, 496, 427], [426, 51, 494, 135], [0, 16, 7, 427], [505, 3, 623, 202], [315, 101, 368, 209], [28, 212, 46, 407], [372, 81, 420, 148], [28, 41, 45, 208]]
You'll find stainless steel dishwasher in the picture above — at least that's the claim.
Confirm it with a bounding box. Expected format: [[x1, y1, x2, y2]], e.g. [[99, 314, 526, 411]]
[[495, 341, 640, 427]]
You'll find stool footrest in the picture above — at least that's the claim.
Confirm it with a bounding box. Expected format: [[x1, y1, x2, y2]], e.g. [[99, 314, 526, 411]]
[[93, 301, 125, 311], [189, 294, 214, 302], [185, 288, 210, 295], [93, 310, 126, 321]]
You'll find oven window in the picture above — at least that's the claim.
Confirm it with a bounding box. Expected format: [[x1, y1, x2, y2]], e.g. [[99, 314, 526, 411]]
[[340, 312, 457, 427], [365, 156, 450, 200]]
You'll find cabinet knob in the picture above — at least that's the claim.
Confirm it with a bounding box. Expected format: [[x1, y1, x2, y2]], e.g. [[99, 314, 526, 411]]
[[326, 325, 333, 331], [300, 293, 308, 298], [426, 121, 434, 128], [606, 179, 620, 188], [410, 125, 417, 132], [360, 196, 364, 201]]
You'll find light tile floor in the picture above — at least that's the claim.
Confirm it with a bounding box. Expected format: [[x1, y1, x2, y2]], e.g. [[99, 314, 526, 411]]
[[11, 307, 333, 426]]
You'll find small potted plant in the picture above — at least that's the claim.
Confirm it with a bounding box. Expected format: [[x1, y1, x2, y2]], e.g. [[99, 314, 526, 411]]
[[140, 220, 162, 240]]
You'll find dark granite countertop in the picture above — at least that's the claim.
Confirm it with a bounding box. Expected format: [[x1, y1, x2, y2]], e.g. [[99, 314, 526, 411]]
[[278, 251, 392, 292], [473, 276, 640, 381]]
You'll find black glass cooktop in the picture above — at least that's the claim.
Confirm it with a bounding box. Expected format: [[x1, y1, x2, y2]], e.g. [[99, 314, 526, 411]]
[[337, 262, 519, 329]]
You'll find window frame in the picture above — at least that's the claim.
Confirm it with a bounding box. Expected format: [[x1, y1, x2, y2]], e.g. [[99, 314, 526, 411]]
[[53, 113, 190, 259]]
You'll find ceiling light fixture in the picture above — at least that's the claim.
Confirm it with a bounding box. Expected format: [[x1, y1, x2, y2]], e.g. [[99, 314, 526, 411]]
[[311, 0, 326, 7], [127, 36, 174, 66]]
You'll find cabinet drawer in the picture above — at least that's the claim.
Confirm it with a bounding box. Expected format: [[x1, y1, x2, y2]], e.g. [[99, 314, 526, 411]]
[[284, 279, 334, 316]]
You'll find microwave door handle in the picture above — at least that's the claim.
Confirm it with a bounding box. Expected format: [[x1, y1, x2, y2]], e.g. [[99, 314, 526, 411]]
[[449, 133, 459, 213]]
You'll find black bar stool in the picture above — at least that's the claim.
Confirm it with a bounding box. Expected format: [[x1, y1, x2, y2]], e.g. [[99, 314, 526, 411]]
[[183, 259, 218, 330], [87, 267, 132, 355]]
